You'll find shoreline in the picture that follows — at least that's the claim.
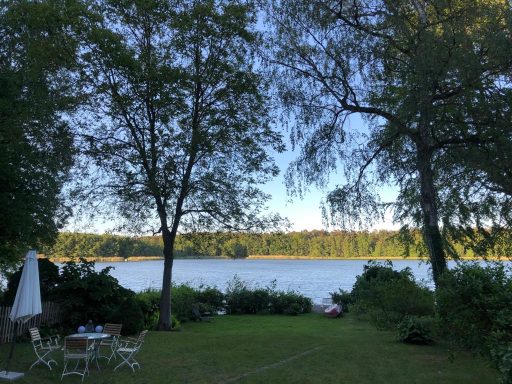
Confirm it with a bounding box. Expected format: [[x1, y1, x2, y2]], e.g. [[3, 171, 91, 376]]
[[44, 254, 508, 263]]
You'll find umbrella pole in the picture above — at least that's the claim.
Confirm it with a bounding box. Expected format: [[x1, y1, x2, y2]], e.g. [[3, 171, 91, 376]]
[[4, 321, 18, 374]]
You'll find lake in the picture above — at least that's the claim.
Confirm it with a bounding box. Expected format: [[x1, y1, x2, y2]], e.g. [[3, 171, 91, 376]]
[[92, 258, 476, 304]]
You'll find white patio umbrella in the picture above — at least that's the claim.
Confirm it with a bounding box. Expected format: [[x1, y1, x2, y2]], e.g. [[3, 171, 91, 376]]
[[1, 250, 42, 381], [9, 250, 42, 323]]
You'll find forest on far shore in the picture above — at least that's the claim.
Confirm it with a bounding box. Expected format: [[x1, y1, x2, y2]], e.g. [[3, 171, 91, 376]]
[[40, 230, 510, 260]]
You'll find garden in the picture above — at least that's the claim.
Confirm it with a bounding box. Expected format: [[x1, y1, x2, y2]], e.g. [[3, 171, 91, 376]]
[[0, 258, 510, 383]]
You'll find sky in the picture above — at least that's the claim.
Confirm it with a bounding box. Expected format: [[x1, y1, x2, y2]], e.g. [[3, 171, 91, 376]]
[[260, 149, 400, 232], [259, 113, 400, 233]]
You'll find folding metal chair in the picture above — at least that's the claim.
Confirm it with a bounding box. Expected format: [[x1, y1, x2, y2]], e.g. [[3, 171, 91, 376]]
[[28, 327, 60, 370], [113, 330, 148, 372], [98, 323, 123, 363], [61, 337, 91, 382]]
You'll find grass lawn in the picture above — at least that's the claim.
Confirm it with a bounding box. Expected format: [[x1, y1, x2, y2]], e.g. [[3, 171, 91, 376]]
[[0, 313, 498, 383]]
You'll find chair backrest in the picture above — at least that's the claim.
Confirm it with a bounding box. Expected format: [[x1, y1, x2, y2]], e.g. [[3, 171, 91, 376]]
[[64, 337, 89, 358], [104, 323, 123, 337], [29, 328, 41, 342], [136, 330, 148, 346]]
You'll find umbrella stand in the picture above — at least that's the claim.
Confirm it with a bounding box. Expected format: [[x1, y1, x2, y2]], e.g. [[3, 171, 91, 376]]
[[0, 321, 25, 381], [0, 249, 41, 381]]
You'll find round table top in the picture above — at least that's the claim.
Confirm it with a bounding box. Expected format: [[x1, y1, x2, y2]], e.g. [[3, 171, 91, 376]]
[[68, 332, 111, 340]]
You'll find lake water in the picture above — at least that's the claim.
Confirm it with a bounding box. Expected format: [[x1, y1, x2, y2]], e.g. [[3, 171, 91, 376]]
[[92, 258, 475, 304]]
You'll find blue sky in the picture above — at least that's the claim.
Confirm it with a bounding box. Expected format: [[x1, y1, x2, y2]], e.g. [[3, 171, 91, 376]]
[[261, 115, 400, 232], [261, 151, 400, 232]]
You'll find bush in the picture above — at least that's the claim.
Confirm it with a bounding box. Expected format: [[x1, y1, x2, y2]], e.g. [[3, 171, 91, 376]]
[[225, 276, 312, 315], [351, 261, 434, 329], [397, 316, 435, 345], [196, 285, 225, 312], [490, 336, 512, 384], [269, 290, 312, 315], [437, 262, 512, 353], [109, 296, 145, 335], [437, 262, 512, 384], [171, 284, 198, 321], [226, 287, 269, 314], [51, 258, 134, 330], [136, 289, 161, 329]]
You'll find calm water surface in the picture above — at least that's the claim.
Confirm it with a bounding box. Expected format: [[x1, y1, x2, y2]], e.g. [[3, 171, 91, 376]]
[[92, 259, 479, 304]]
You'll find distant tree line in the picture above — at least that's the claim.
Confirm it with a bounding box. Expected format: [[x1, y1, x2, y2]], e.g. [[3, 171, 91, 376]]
[[41, 230, 511, 260]]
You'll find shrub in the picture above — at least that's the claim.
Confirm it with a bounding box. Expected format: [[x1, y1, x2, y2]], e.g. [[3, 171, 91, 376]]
[[196, 285, 225, 312], [269, 291, 312, 315], [171, 283, 223, 320], [351, 261, 434, 329], [171, 284, 198, 321], [489, 336, 512, 384], [51, 258, 134, 329], [171, 315, 181, 330], [397, 316, 435, 345], [225, 276, 312, 315], [136, 289, 161, 329], [436, 262, 512, 353], [109, 296, 145, 335]]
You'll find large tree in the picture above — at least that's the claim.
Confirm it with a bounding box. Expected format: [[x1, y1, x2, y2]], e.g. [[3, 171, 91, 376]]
[[264, 0, 512, 285], [76, 0, 283, 329], [0, 0, 78, 265]]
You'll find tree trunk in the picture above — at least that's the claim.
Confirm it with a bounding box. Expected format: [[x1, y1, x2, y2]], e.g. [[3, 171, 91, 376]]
[[157, 226, 175, 330], [417, 145, 446, 287]]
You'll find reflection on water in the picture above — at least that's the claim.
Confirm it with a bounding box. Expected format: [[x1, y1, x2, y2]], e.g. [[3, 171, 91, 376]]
[[90, 258, 485, 304]]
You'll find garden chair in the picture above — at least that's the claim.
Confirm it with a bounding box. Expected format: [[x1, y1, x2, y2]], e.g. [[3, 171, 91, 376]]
[[113, 330, 148, 372], [61, 337, 91, 382], [28, 327, 60, 370], [98, 323, 123, 363], [191, 304, 213, 322]]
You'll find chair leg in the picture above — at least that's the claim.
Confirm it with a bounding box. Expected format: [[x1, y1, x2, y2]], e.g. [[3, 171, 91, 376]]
[[114, 352, 136, 372], [61, 357, 89, 382], [31, 350, 58, 370]]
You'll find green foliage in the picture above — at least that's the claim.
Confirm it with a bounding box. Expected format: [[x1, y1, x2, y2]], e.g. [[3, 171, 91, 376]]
[[171, 284, 199, 322], [397, 316, 435, 345], [170, 283, 225, 321], [43, 228, 477, 260], [109, 296, 145, 335], [351, 261, 434, 329], [269, 291, 312, 315], [437, 262, 512, 353], [135, 289, 161, 330], [437, 262, 512, 384], [330, 289, 353, 313], [225, 276, 266, 314], [264, 0, 512, 286], [171, 315, 181, 331], [3, 258, 60, 305], [225, 276, 311, 315], [0, 0, 78, 263], [51, 258, 134, 329], [195, 285, 225, 311], [490, 339, 512, 384]]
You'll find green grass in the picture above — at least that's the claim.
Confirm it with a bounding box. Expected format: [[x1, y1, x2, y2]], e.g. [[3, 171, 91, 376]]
[[0, 314, 498, 383]]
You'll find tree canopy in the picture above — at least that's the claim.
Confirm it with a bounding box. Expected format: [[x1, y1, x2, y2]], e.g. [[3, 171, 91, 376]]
[[74, 0, 283, 329], [0, 0, 79, 264], [264, 0, 512, 285]]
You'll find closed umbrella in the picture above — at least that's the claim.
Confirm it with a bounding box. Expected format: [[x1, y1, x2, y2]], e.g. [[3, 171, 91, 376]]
[[1, 250, 42, 380], [9, 250, 42, 322]]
